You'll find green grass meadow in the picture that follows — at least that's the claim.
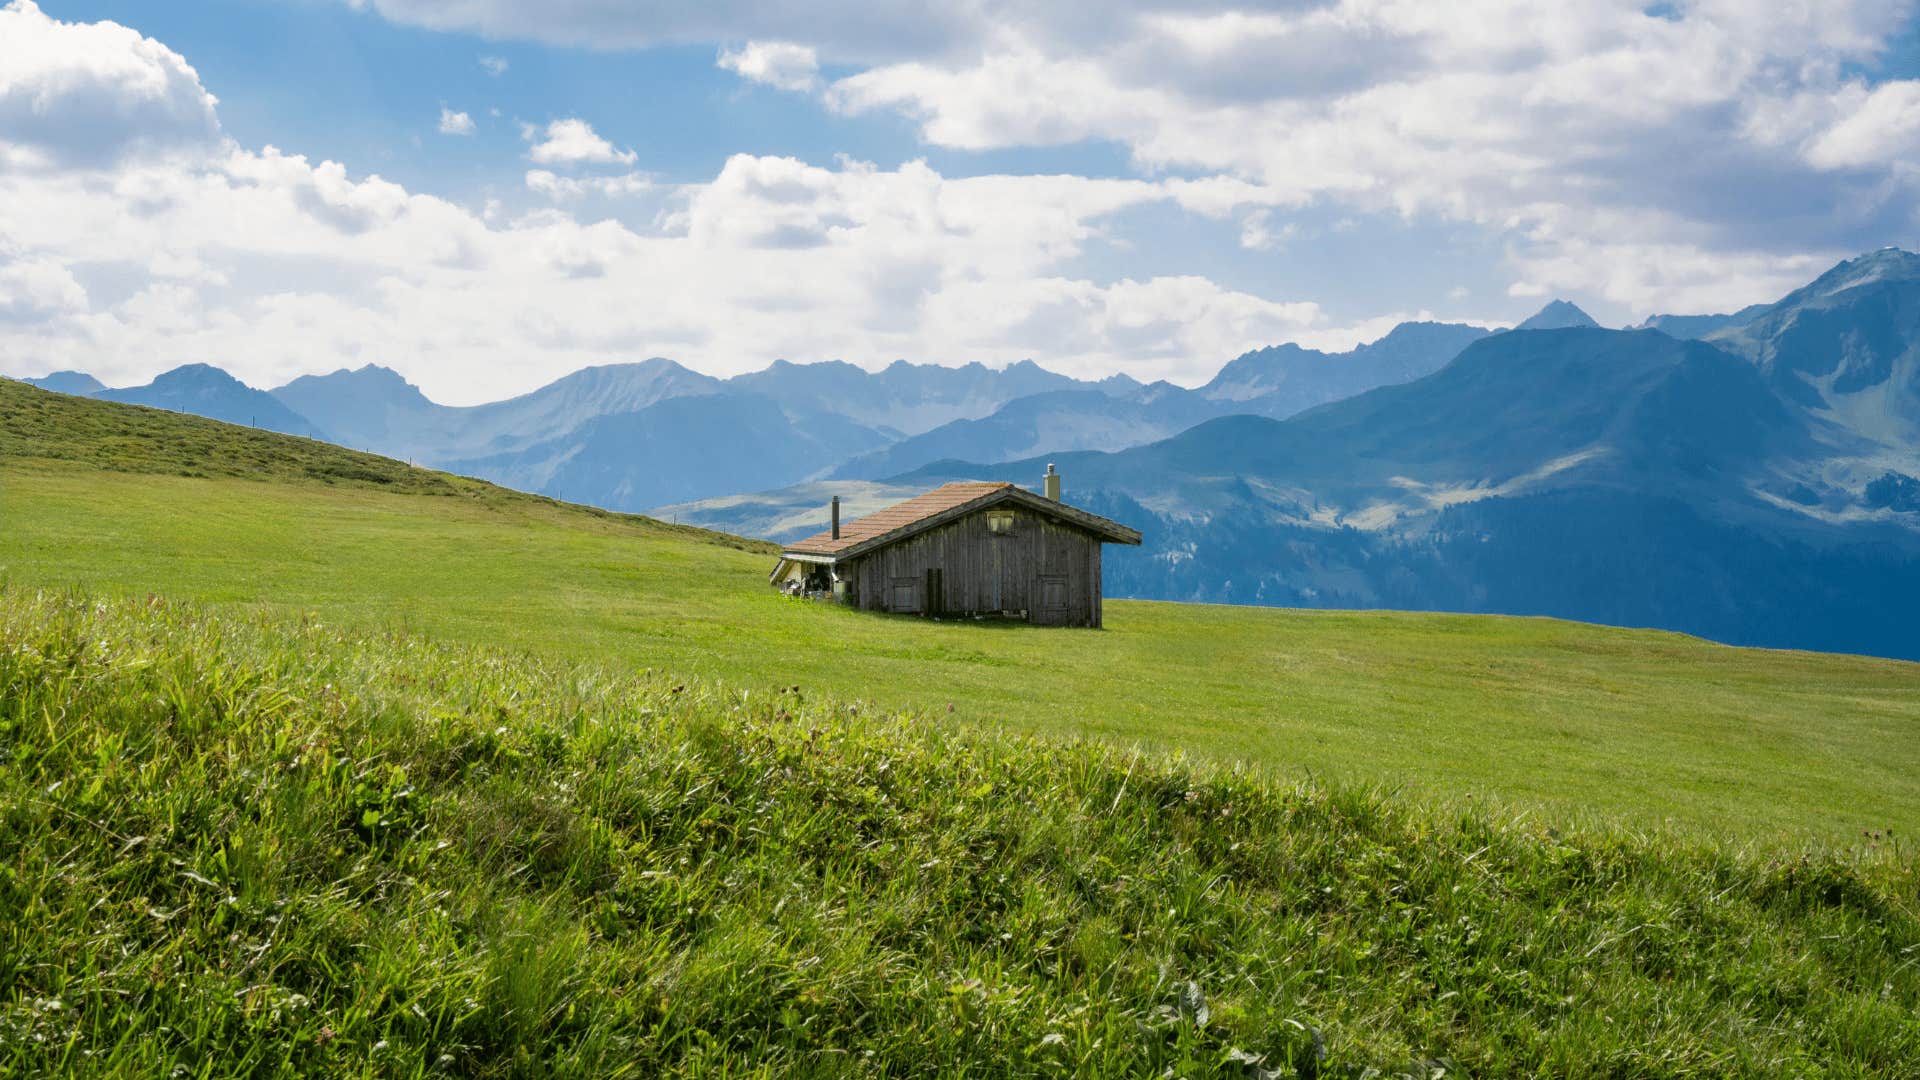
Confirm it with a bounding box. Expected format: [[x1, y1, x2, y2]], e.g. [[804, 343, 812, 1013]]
[[3, 433, 1917, 841], [3, 590, 1916, 1076], [3, 379, 1920, 1075]]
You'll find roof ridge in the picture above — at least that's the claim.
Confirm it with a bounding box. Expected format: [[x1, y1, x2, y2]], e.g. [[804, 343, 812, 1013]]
[[782, 479, 1139, 557]]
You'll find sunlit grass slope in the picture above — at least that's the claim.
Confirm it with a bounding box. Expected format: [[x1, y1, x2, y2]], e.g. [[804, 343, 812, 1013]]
[[3, 591, 1916, 1077], [3, 378, 1918, 841]]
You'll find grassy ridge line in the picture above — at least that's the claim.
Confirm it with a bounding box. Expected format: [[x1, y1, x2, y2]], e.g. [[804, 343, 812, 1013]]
[[2, 589, 1916, 1077], [0, 377, 772, 555]]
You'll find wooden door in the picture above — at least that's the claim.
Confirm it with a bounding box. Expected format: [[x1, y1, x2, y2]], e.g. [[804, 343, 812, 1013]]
[[1036, 574, 1069, 624]]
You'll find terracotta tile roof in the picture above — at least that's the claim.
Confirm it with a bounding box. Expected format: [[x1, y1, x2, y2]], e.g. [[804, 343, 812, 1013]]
[[785, 481, 1013, 556]]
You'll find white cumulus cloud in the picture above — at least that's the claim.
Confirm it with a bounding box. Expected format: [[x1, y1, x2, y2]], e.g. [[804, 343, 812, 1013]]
[[1237, 210, 1293, 252], [525, 169, 651, 199], [0, 0, 220, 169], [437, 107, 475, 135], [717, 41, 820, 91], [525, 118, 637, 166], [0, 255, 88, 323], [1803, 80, 1920, 172]]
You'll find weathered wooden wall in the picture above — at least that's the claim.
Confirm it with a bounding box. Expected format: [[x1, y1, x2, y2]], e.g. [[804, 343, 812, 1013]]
[[840, 505, 1104, 626]]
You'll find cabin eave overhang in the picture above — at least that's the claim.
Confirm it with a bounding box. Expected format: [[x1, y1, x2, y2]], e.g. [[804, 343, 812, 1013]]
[[779, 551, 840, 565]]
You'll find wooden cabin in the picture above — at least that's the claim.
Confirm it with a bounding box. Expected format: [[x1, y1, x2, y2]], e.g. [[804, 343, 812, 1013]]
[[769, 467, 1142, 627]]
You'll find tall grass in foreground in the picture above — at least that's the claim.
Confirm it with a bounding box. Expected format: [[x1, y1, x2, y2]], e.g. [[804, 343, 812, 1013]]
[[1, 589, 1916, 1078]]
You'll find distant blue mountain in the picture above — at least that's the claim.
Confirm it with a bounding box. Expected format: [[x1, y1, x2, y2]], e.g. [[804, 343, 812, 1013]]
[[828, 387, 1220, 480], [1634, 304, 1770, 339], [271, 363, 438, 453], [822, 320, 1492, 480], [729, 357, 1095, 437], [462, 359, 727, 457], [22, 371, 104, 396], [442, 393, 893, 512], [1513, 299, 1601, 331], [96, 364, 327, 440], [1708, 247, 1920, 446], [1201, 321, 1493, 415], [271, 357, 724, 461], [427, 358, 1122, 510]]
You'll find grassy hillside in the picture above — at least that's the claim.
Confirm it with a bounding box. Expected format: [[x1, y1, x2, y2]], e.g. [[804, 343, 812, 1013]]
[[3, 379, 1919, 841], [3, 590, 1915, 1076], [0, 377, 766, 552]]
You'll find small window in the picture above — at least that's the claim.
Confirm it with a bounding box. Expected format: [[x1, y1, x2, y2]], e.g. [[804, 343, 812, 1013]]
[[1040, 576, 1068, 610], [986, 509, 1015, 535], [890, 578, 918, 612]]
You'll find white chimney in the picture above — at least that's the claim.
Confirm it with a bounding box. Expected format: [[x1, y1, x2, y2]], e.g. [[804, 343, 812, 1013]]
[[1044, 463, 1060, 502]]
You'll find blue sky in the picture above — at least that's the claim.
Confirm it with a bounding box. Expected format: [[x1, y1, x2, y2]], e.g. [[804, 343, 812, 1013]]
[[46, 1, 1090, 189], [3, 0, 1919, 402]]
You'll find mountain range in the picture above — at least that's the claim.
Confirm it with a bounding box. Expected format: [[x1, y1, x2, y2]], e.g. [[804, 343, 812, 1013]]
[[15, 313, 1499, 512], [86, 363, 329, 440], [22, 370, 105, 396], [1512, 299, 1601, 331]]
